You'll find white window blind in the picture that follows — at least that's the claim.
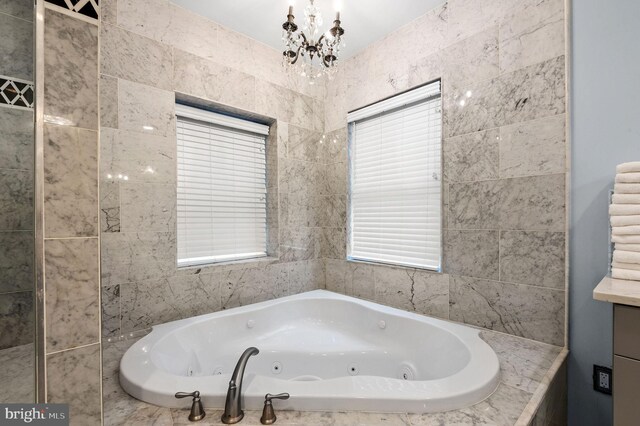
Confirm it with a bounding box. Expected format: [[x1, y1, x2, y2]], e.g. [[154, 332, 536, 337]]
[[176, 104, 270, 267], [347, 82, 442, 270]]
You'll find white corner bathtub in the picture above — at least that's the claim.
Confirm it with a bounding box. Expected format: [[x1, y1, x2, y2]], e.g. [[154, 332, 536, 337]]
[[120, 290, 500, 413]]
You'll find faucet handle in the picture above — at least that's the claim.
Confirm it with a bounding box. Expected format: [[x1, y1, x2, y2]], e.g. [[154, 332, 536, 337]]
[[175, 390, 200, 399], [175, 390, 206, 422], [266, 393, 290, 402], [260, 393, 290, 425]]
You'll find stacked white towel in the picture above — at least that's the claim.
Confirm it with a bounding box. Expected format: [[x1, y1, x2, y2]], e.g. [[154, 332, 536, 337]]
[[611, 162, 640, 281]]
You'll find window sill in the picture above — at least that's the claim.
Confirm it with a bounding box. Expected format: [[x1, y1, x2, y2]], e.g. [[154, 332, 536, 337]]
[[346, 258, 443, 274], [177, 256, 280, 276]]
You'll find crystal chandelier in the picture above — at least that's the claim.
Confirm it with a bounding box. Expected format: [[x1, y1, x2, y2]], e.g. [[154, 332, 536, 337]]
[[281, 0, 345, 83]]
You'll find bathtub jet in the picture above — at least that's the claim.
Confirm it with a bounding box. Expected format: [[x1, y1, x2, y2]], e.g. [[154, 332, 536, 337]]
[[119, 290, 500, 413]]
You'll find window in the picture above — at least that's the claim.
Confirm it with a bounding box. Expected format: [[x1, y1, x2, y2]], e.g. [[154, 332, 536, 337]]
[[347, 81, 442, 270], [176, 104, 269, 267]]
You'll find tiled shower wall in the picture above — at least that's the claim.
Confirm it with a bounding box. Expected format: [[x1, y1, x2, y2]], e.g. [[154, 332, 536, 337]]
[[0, 0, 34, 351], [99, 0, 329, 339], [42, 4, 102, 425], [323, 0, 567, 346]]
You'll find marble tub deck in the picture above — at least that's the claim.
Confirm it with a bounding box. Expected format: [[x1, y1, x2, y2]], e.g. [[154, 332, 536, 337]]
[[103, 329, 567, 426]]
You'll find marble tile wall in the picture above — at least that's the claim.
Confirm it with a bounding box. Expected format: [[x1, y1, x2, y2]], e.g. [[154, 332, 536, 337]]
[[0, 2, 34, 351], [42, 7, 102, 424], [99, 0, 328, 341], [323, 0, 567, 346]]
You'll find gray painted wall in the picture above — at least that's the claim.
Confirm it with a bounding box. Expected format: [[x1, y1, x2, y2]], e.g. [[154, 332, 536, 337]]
[[569, 0, 640, 424]]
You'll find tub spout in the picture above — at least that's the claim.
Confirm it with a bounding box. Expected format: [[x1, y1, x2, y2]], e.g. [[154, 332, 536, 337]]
[[221, 347, 260, 424]]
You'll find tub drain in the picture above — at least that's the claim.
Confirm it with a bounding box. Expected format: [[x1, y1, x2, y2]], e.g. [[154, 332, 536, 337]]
[[397, 364, 416, 380], [271, 361, 283, 375], [348, 363, 359, 376], [212, 367, 224, 375]]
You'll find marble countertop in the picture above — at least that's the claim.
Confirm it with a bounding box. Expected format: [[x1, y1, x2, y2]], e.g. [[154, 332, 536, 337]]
[[103, 327, 567, 426], [593, 276, 640, 307]]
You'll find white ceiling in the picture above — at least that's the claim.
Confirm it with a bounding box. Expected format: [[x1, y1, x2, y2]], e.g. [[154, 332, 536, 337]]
[[170, 0, 445, 60]]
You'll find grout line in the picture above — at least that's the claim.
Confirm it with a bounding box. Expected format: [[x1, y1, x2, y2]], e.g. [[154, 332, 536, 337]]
[[45, 341, 100, 357], [0, 10, 34, 23]]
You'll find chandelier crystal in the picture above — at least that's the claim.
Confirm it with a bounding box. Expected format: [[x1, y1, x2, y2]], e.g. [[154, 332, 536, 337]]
[[281, 0, 345, 84]]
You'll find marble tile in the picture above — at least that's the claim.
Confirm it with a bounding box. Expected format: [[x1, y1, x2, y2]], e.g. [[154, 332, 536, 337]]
[[500, 0, 565, 73], [115, 0, 171, 42], [480, 331, 562, 394], [100, 180, 120, 233], [280, 227, 321, 262], [100, 74, 118, 128], [276, 121, 289, 159], [323, 77, 348, 134], [0, 12, 33, 80], [499, 114, 566, 178], [100, 232, 176, 286], [100, 0, 116, 24], [447, 0, 520, 43], [279, 193, 323, 228], [373, 266, 449, 319], [45, 238, 100, 352], [319, 195, 347, 228], [0, 343, 34, 403], [220, 264, 288, 309], [166, 3, 218, 61], [256, 81, 317, 131], [0, 231, 33, 293], [118, 79, 175, 137], [324, 259, 350, 295], [320, 227, 346, 260], [287, 125, 323, 162], [44, 125, 98, 238], [47, 343, 101, 426], [448, 180, 501, 229], [102, 339, 174, 426], [0, 291, 33, 349], [449, 275, 565, 345], [530, 359, 567, 426], [0, 0, 33, 21], [325, 162, 347, 195], [44, 9, 98, 130], [102, 285, 121, 338], [288, 260, 325, 294], [446, 56, 565, 137], [279, 159, 328, 197], [320, 127, 348, 165], [412, 269, 450, 319], [0, 108, 34, 170], [217, 25, 255, 76], [444, 26, 499, 86], [444, 230, 500, 280], [0, 169, 32, 231], [500, 231, 565, 289], [173, 49, 256, 113], [499, 174, 565, 232], [100, 23, 173, 90], [119, 182, 175, 232], [101, 127, 176, 184], [349, 262, 375, 300], [121, 273, 221, 332], [444, 129, 500, 182], [408, 382, 531, 426]]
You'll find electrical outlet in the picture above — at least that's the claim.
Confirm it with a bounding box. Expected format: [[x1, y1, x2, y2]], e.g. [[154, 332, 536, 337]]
[[593, 365, 612, 395]]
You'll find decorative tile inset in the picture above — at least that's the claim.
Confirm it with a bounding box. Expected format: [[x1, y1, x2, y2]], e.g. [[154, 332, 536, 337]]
[[45, 0, 99, 20], [0, 76, 34, 110]]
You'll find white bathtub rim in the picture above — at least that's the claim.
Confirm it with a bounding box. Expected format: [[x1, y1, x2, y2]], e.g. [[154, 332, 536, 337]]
[[120, 290, 500, 413]]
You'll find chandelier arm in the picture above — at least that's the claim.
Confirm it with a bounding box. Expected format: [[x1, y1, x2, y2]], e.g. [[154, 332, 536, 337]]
[[290, 46, 303, 65]]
